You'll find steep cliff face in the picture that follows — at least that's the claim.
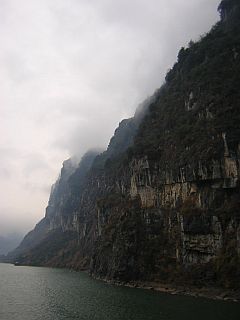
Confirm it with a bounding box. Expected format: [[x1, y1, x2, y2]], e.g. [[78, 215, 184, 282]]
[[91, 155, 239, 286], [92, 96, 154, 169], [87, 2, 240, 288], [11, 101, 151, 266], [16, 2, 240, 289], [8, 158, 78, 260]]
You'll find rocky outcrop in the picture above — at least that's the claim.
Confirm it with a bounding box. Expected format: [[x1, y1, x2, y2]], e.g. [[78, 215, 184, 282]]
[[8, 158, 78, 260], [84, 2, 240, 287], [9, 155, 92, 260], [92, 96, 154, 169], [10, 99, 152, 264]]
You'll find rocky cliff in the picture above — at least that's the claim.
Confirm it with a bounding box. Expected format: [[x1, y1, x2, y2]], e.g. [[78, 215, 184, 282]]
[[8, 157, 78, 261], [13, 0, 240, 290], [10, 98, 151, 266]]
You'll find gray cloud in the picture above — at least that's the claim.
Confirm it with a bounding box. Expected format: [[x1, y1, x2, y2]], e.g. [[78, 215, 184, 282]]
[[0, 0, 220, 235]]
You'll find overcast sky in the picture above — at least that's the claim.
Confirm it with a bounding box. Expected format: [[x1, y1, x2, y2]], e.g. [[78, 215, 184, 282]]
[[0, 0, 220, 237]]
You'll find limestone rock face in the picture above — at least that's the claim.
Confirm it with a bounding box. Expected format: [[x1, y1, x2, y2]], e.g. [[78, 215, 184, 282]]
[[8, 155, 91, 260], [88, 145, 239, 286], [10, 98, 151, 265], [87, 3, 240, 287]]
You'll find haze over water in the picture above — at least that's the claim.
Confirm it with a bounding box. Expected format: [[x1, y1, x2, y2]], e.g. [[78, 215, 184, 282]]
[[0, 263, 239, 320]]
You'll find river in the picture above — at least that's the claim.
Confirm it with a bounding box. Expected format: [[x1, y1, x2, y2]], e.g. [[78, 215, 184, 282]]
[[0, 263, 239, 320]]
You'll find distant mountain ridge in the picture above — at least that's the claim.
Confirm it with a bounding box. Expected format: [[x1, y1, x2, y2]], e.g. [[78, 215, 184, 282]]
[[0, 234, 22, 255]]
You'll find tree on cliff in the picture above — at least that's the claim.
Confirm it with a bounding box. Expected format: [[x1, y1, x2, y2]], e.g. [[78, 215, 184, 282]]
[[218, 0, 239, 20]]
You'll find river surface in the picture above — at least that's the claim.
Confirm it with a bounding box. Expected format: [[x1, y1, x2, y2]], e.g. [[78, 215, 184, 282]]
[[0, 263, 240, 320]]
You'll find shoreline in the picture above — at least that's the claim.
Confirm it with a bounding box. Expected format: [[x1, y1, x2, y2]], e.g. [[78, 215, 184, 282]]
[[93, 276, 240, 303], [5, 262, 240, 303]]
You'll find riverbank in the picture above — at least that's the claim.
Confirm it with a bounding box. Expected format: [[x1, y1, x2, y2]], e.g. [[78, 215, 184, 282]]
[[7, 261, 240, 303], [93, 277, 240, 303]]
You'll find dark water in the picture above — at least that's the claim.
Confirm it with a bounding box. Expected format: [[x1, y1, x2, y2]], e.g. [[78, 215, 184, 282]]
[[0, 263, 240, 320]]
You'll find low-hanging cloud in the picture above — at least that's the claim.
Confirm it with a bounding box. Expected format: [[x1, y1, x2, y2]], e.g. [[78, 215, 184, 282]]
[[0, 0, 220, 236]]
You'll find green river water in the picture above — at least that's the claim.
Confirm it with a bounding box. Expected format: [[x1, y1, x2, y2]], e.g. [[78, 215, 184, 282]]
[[0, 263, 239, 320]]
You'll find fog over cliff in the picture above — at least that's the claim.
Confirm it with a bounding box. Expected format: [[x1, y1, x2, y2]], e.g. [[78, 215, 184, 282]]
[[0, 0, 219, 236]]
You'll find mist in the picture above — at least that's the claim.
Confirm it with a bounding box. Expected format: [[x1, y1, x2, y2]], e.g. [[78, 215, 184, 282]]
[[0, 0, 220, 236]]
